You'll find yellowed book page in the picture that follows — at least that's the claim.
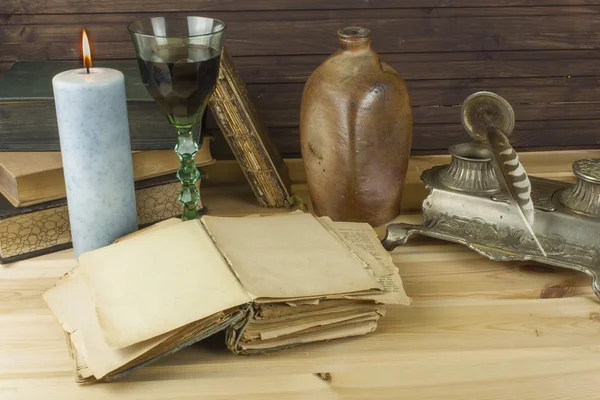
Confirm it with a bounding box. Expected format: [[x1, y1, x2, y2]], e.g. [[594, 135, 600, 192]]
[[42, 218, 183, 380], [79, 219, 251, 349], [255, 309, 384, 340], [43, 269, 177, 380], [251, 313, 380, 342], [114, 217, 182, 244], [252, 291, 379, 304], [200, 213, 383, 300], [112, 311, 227, 376], [255, 301, 374, 321], [241, 320, 378, 351], [319, 217, 410, 305], [247, 305, 379, 334]]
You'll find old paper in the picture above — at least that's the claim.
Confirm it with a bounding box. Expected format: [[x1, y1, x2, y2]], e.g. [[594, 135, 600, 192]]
[[240, 319, 379, 351], [200, 213, 383, 300], [255, 300, 370, 319], [114, 217, 182, 244], [253, 309, 384, 340], [319, 217, 410, 305], [44, 267, 241, 380], [43, 269, 174, 379], [43, 220, 183, 382], [79, 219, 251, 349]]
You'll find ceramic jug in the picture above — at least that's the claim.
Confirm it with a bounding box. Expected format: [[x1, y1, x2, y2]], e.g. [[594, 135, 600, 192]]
[[299, 27, 413, 226]]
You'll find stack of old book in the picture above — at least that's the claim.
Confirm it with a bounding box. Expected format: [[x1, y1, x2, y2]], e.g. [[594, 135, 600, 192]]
[[0, 61, 215, 263], [44, 212, 410, 383]]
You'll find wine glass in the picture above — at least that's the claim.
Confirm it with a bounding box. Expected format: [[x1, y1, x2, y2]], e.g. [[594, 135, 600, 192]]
[[128, 16, 225, 220]]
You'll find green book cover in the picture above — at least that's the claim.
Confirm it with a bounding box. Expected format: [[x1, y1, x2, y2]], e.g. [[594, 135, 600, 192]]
[[0, 60, 153, 101], [0, 61, 204, 151]]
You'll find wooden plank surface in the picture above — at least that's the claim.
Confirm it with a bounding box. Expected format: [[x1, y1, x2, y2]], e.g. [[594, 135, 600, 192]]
[[1, 149, 600, 399]]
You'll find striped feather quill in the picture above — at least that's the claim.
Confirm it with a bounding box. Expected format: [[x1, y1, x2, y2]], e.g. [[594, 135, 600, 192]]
[[485, 127, 547, 256]]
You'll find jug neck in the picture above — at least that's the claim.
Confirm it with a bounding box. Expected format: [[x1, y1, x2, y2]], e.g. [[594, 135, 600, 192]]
[[337, 27, 371, 52]]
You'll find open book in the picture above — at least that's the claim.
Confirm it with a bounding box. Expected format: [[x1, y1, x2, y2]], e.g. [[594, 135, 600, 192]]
[[43, 212, 409, 384]]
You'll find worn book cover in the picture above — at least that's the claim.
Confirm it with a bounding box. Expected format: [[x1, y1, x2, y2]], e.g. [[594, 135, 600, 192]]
[[209, 47, 293, 208], [0, 136, 214, 208], [43, 212, 409, 383], [0, 173, 206, 264]]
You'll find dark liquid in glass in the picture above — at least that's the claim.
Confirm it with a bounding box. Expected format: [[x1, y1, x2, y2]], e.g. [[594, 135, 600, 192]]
[[137, 44, 221, 127]]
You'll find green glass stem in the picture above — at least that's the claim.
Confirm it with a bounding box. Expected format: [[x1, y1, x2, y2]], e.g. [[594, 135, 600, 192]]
[[175, 127, 201, 221]]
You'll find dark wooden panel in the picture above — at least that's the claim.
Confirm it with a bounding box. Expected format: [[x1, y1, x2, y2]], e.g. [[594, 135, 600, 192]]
[[5, 33, 600, 62], [225, 52, 600, 83], [244, 77, 600, 109], [4, 51, 600, 83], [3, 1, 600, 155], [4, 98, 597, 156], [208, 118, 600, 159], [4, 76, 597, 152], [5, 6, 600, 24], [4, 0, 598, 14], [243, 102, 600, 129], [4, 12, 600, 58], [207, 99, 600, 155], [7, 8, 600, 28], [213, 78, 600, 129]]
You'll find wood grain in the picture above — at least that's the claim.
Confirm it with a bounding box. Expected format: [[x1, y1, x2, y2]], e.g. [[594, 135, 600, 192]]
[[232, 119, 600, 159], [5, 50, 600, 81], [4, 0, 599, 14], [2, 2, 600, 156], [5, 14, 600, 57], [2, 149, 600, 399], [6, 7, 600, 25], [207, 51, 600, 83]]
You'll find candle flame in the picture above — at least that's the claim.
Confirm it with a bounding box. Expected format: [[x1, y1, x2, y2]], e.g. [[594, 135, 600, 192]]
[[82, 30, 92, 72]]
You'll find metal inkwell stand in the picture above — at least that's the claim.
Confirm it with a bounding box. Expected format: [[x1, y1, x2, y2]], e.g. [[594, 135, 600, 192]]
[[382, 91, 600, 298]]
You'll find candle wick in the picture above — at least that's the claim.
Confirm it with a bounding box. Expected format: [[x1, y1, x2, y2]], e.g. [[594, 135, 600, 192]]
[[86, 67, 90, 74]]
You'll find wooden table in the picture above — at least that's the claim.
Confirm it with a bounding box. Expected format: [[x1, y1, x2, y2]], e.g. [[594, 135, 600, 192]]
[[2, 151, 600, 399]]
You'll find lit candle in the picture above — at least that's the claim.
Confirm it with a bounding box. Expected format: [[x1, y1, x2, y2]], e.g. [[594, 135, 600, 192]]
[[52, 30, 138, 258]]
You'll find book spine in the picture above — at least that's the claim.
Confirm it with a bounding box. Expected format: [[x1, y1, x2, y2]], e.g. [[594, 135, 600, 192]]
[[208, 47, 293, 208], [0, 180, 198, 263]]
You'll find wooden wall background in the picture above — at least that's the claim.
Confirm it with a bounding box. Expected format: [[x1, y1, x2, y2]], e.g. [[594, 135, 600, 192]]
[[2, 0, 600, 160]]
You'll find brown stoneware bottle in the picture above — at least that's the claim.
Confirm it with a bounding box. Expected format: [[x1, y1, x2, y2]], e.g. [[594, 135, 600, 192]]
[[299, 27, 413, 226]]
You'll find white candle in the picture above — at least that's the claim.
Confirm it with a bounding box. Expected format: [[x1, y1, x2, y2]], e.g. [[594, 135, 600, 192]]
[[52, 48, 138, 258]]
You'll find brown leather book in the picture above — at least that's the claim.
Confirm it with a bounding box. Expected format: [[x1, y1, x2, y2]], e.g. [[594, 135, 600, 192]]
[[0, 136, 214, 208]]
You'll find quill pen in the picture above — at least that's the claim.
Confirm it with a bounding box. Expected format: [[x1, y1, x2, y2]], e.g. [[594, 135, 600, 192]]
[[485, 126, 547, 257]]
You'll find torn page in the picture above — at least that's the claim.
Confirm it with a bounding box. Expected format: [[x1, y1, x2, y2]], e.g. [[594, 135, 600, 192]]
[[79, 219, 251, 349], [43, 268, 173, 379], [44, 267, 235, 380], [200, 213, 383, 300], [319, 217, 410, 305]]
